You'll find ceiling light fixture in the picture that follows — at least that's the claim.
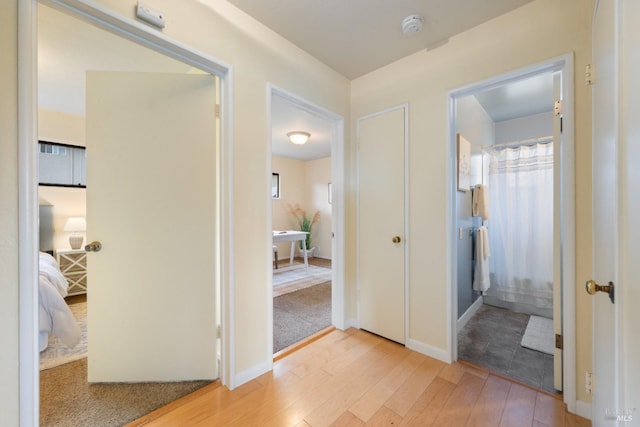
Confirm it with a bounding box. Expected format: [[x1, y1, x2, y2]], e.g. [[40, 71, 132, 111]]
[[401, 14, 424, 35], [287, 131, 311, 145]]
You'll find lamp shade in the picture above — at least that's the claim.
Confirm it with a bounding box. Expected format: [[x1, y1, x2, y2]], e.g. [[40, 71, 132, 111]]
[[64, 217, 86, 232], [287, 131, 310, 145]]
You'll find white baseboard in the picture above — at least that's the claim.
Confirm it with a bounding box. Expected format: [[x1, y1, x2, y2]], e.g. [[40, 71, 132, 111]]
[[233, 360, 271, 389], [406, 338, 451, 363], [457, 296, 483, 333], [343, 318, 358, 330], [575, 400, 591, 420]]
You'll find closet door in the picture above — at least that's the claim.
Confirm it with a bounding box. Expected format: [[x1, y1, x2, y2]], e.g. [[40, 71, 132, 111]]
[[86, 71, 218, 382], [357, 106, 406, 344]]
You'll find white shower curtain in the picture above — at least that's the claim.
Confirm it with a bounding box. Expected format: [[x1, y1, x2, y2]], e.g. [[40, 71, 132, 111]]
[[487, 142, 554, 311]]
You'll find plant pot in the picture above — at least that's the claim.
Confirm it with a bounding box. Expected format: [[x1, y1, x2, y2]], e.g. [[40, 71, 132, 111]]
[[298, 247, 315, 258]]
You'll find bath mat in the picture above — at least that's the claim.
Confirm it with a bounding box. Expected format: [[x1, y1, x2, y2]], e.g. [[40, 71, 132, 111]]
[[521, 315, 554, 355]]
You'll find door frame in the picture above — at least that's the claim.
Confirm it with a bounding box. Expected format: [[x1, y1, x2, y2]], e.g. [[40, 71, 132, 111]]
[[355, 104, 409, 343], [266, 85, 346, 358], [446, 54, 576, 411], [18, 0, 235, 424]]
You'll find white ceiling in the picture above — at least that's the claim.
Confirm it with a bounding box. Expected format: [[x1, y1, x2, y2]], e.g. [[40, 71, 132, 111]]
[[474, 73, 554, 123], [39, 1, 550, 161]]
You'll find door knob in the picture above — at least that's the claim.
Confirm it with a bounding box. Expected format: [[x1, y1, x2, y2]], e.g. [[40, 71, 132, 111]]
[[392, 236, 401, 243], [85, 241, 102, 252], [585, 279, 614, 304]]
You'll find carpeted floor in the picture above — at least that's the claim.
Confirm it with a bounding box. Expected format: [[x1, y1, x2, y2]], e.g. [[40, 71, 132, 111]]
[[273, 281, 332, 353], [40, 358, 211, 427]]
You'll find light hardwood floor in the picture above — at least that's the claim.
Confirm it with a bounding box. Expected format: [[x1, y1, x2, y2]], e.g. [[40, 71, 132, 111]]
[[127, 328, 590, 427]]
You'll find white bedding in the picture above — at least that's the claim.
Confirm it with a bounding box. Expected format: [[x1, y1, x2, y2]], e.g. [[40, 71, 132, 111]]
[[39, 252, 80, 352]]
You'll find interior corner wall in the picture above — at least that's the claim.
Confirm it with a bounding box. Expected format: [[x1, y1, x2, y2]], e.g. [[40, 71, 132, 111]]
[[86, 0, 351, 382], [272, 155, 332, 259], [350, 0, 592, 403], [1, 1, 20, 425]]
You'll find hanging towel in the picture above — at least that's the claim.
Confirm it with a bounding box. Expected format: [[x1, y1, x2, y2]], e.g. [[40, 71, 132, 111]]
[[473, 226, 491, 292], [472, 184, 490, 220]]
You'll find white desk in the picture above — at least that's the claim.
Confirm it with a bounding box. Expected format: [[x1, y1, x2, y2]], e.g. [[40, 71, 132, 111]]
[[272, 230, 309, 272]]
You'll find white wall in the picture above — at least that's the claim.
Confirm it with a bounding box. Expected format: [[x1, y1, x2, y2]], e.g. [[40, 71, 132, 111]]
[[494, 111, 553, 144], [38, 109, 87, 252], [351, 0, 593, 403], [38, 187, 87, 251], [272, 155, 332, 259]]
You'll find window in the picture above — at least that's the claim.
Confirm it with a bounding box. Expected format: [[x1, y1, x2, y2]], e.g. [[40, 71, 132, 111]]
[[38, 140, 86, 187]]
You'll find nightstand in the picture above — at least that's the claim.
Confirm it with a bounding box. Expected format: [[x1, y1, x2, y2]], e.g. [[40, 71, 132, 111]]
[[56, 249, 88, 296]]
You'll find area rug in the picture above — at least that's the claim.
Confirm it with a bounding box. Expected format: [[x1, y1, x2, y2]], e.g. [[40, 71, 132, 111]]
[[521, 315, 554, 355], [40, 301, 87, 370], [273, 264, 332, 297], [273, 281, 331, 353]]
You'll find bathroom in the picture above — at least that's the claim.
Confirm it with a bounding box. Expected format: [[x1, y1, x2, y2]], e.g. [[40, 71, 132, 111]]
[[454, 70, 560, 394]]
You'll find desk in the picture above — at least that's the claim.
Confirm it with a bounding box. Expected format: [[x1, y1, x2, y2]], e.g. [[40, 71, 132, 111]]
[[272, 230, 309, 272]]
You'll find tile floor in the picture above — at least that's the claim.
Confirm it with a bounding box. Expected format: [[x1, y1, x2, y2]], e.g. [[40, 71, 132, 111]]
[[458, 303, 557, 394]]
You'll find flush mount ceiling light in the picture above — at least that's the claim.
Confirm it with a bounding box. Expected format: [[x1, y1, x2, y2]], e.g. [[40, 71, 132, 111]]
[[287, 131, 311, 145], [401, 14, 424, 35]]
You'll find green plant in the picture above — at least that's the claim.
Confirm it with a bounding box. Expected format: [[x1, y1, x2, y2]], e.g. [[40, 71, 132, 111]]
[[288, 203, 320, 250]]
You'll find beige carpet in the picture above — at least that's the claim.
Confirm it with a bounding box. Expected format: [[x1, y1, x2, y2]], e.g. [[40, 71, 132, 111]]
[[273, 264, 332, 296], [40, 301, 87, 370], [273, 281, 331, 353], [40, 358, 211, 427]]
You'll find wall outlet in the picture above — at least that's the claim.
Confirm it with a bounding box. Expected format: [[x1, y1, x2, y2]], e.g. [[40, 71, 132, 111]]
[[585, 371, 593, 394]]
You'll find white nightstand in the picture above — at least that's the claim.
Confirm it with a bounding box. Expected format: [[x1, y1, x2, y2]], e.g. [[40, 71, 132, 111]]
[[56, 249, 88, 296]]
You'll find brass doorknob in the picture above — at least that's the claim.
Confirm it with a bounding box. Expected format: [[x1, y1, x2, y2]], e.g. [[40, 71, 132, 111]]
[[85, 241, 102, 252], [392, 236, 401, 243], [585, 279, 614, 304]]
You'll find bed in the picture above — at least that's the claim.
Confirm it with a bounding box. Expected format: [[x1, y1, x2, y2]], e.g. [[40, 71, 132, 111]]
[[39, 252, 81, 352]]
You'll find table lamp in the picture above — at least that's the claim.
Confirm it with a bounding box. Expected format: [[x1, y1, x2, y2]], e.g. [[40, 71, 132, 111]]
[[64, 217, 86, 249]]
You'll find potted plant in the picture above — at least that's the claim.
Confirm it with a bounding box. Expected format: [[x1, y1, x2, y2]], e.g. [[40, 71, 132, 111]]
[[288, 203, 320, 257]]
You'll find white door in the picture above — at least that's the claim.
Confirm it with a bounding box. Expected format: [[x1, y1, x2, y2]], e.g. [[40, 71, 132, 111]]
[[357, 106, 406, 344], [591, 0, 618, 423], [86, 71, 218, 382]]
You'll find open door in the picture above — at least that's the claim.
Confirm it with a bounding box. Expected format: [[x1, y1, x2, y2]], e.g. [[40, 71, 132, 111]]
[[85, 71, 218, 382], [591, 0, 618, 422], [357, 106, 406, 344]]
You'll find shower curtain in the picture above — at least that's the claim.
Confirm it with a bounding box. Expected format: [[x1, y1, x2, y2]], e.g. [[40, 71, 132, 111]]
[[487, 142, 554, 311]]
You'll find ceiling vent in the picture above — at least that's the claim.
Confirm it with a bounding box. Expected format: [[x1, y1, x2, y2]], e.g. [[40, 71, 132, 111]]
[[401, 14, 424, 35]]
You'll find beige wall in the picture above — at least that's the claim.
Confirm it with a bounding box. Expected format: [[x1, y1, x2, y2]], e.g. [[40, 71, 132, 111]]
[[272, 155, 332, 259], [38, 109, 85, 145], [85, 0, 351, 378], [0, 1, 20, 425], [350, 0, 593, 402]]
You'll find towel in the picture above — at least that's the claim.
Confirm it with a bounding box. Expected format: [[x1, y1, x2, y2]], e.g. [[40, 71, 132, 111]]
[[472, 184, 490, 220], [473, 226, 491, 292]]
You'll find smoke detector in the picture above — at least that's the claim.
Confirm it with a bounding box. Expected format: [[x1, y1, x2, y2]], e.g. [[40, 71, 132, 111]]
[[401, 14, 424, 35]]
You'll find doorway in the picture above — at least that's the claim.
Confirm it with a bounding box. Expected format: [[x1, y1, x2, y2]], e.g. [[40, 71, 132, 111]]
[[22, 1, 233, 425], [268, 86, 345, 356], [448, 56, 576, 403]]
